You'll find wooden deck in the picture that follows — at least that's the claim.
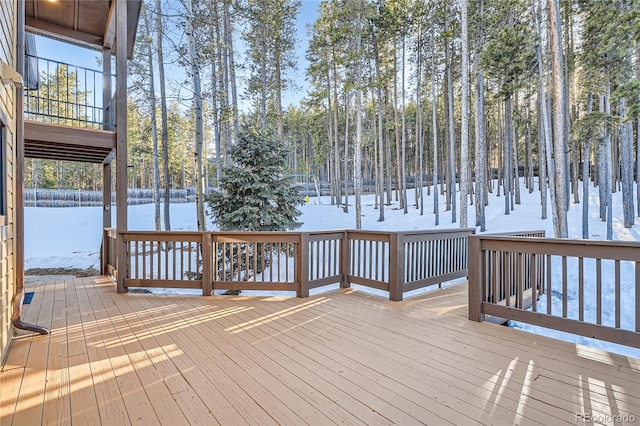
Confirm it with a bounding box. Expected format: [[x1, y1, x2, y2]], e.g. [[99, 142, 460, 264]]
[[1, 276, 639, 425]]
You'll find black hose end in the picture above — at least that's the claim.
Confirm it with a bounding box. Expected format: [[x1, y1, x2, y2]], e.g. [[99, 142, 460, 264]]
[[12, 319, 50, 335]]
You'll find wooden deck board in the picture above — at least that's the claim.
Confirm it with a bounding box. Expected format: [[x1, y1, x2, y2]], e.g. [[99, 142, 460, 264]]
[[2, 277, 639, 426], [205, 292, 567, 425]]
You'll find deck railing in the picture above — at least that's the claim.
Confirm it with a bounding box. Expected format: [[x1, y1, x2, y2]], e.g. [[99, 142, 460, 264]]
[[103, 228, 475, 300], [468, 235, 640, 349], [24, 54, 115, 129]]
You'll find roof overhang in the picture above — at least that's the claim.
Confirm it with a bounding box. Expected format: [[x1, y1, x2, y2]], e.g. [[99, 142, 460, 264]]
[[25, 0, 142, 59]]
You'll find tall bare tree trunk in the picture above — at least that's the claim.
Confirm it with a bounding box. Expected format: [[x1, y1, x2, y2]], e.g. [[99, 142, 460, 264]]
[[547, 0, 569, 237], [582, 93, 592, 239], [475, 69, 486, 231], [393, 42, 403, 207], [416, 23, 424, 216], [401, 36, 408, 214], [620, 97, 634, 227], [143, 6, 161, 231], [431, 40, 439, 226], [354, 0, 363, 229], [343, 90, 350, 213], [444, 20, 456, 223], [374, 37, 385, 221], [605, 86, 613, 240], [156, 0, 171, 230], [185, 0, 206, 231], [332, 58, 341, 206], [459, 0, 469, 227], [210, 0, 222, 189], [224, 1, 239, 142], [504, 95, 512, 215]]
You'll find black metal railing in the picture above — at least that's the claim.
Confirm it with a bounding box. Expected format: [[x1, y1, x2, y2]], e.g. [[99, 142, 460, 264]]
[[24, 54, 115, 129]]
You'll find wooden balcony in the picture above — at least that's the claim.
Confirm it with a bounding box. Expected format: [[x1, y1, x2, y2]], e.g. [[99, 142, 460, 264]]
[[1, 276, 638, 425], [23, 54, 116, 164], [24, 120, 115, 163]]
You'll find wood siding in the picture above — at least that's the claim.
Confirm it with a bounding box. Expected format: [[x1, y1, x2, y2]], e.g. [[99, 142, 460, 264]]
[[0, 0, 16, 364]]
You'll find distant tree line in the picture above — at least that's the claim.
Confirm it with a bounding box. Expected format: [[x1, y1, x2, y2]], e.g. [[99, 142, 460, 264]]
[[27, 0, 640, 239]]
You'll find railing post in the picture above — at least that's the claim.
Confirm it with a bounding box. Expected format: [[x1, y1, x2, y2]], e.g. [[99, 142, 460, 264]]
[[100, 228, 107, 275], [341, 231, 350, 288], [389, 232, 404, 301], [468, 235, 484, 322], [201, 232, 212, 296], [116, 232, 127, 293], [297, 233, 309, 298]]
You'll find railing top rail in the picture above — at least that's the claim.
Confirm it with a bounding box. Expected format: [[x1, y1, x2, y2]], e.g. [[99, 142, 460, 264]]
[[401, 228, 476, 236], [119, 230, 205, 236], [26, 53, 115, 78], [304, 229, 347, 235], [211, 230, 303, 236], [472, 235, 640, 261], [482, 230, 545, 237]]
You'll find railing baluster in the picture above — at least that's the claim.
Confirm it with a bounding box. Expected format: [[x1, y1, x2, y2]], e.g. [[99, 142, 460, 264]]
[[546, 255, 552, 315], [172, 243, 177, 280], [579, 257, 584, 322], [562, 256, 567, 318], [368, 240, 373, 280], [615, 260, 621, 329], [134, 240, 139, 279], [596, 258, 602, 325], [164, 242, 169, 280], [517, 252, 523, 309], [531, 253, 537, 312]]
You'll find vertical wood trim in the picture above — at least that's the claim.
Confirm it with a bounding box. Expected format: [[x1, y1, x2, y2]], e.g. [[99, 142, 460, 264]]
[[341, 231, 349, 288], [297, 233, 309, 298], [467, 236, 483, 321], [115, 0, 128, 293], [201, 233, 212, 296]]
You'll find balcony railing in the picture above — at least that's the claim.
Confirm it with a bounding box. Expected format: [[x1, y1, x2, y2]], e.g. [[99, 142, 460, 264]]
[[468, 234, 640, 349], [102, 228, 476, 301], [24, 54, 115, 129]]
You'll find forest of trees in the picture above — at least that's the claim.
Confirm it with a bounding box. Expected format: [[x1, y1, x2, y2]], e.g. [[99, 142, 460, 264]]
[[24, 0, 640, 238]]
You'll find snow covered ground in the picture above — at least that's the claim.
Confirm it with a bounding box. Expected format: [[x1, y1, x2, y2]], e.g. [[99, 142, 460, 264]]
[[25, 179, 640, 358]]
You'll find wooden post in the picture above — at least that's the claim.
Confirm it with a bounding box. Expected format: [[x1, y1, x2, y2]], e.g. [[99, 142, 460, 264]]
[[340, 231, 350, 288], [115, 0, 128, 293], [297, 233, 309, 298], [102, 46, 113, 277], [201, 233, 212, 296], [468, 235, 484, 321], [389, 232, 404, 301]]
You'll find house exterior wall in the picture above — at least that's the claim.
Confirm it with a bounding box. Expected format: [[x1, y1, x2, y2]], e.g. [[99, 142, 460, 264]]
[[0, 0, 17, 363]]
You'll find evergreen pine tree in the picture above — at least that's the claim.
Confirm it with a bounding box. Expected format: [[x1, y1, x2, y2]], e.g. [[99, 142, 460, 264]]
[[207, 124, 303, 232]]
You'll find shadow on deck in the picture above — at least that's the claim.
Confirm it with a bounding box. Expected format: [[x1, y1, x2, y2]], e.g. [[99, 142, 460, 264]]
[[1, 276, 639, 425]]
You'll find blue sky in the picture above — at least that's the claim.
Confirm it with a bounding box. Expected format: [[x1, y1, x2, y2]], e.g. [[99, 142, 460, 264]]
[[34, 0, 320, 110]]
